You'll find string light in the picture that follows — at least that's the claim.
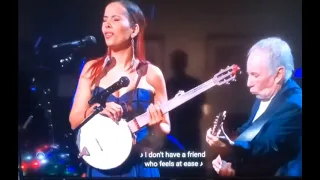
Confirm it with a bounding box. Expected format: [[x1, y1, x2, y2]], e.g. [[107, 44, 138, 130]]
[[20, 144, 82, 176]]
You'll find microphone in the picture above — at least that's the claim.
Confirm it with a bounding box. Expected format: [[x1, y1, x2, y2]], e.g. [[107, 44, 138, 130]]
[[52, 35, 97, 49], [88, 76, 130, 106]]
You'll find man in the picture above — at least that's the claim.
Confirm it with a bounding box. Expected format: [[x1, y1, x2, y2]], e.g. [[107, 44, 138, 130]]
[[206, 37, 302, 177]]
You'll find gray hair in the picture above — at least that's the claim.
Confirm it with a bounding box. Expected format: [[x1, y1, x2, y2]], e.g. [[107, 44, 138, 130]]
[[248, 37, 294, 82]]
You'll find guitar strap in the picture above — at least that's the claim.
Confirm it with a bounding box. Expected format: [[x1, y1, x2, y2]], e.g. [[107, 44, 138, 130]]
[[121, 61, 146, 113]]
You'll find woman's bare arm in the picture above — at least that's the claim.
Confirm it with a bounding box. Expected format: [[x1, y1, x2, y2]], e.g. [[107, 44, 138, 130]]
[[147, 64, 171, 134], [69, 60, 97, 130]]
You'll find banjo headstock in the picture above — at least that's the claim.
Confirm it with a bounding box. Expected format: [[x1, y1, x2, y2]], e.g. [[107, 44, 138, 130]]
[[212, 65, 241, 86], [211, 111, 227, 136]]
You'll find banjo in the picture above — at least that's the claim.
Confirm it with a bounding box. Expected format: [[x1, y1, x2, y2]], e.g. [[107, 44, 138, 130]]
[[76, 64, 241, 170]]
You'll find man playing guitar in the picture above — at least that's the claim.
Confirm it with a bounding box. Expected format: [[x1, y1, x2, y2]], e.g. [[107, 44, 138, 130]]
[[206, 37, 302, 177]]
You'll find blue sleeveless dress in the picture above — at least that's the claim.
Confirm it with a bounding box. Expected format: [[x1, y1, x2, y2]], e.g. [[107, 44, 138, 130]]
[[85, 87, 160, 177]]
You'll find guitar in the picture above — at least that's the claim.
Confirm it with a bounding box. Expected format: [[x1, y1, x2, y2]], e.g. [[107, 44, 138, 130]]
[[211, 111, 227, 136], [211, 111, 234, 146], [76, 64, 241, 170]]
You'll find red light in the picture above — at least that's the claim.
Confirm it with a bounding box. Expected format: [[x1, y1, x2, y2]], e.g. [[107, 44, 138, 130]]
[[21, 162, 28, 171], [31, 160, 40, 168], [36, 148, 42, 152]]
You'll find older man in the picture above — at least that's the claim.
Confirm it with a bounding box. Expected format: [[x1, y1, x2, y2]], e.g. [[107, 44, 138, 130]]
[[206, 37, 302, 177]]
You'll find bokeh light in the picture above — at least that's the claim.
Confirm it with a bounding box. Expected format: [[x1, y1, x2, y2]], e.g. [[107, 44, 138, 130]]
[[20, 144, 83, 176]]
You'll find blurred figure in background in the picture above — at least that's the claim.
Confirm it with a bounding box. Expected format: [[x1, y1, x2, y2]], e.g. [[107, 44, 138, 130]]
[[166, 49, 206, 151]]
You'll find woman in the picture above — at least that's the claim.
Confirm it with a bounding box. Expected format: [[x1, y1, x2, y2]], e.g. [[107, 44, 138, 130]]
[[69, 0, 170, 177]]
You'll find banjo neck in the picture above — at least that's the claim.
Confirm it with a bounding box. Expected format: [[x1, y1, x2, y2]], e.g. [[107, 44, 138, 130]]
[[128, 78, 216, 134]]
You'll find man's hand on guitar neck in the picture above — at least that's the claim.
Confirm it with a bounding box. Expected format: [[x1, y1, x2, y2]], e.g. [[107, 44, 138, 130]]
[[206, 128, 229, 148], [206, 128, 233, 155], [212, 155, 235, 176]]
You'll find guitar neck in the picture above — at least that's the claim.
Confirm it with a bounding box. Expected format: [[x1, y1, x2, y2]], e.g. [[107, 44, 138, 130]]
[[128, 78, 216, 133], [162, 79, 216, 113]]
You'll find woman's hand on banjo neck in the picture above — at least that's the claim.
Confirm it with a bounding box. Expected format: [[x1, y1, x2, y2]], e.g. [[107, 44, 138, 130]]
[[147, 102, 165, 126]]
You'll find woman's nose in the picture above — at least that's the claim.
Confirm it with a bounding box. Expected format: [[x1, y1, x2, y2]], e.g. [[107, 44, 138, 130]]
[[104, 21, 111, 28]]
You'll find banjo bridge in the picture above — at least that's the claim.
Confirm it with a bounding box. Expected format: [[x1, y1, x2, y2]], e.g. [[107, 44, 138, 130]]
[[78, 146, 90, 158], [113, 119, 119, 125]]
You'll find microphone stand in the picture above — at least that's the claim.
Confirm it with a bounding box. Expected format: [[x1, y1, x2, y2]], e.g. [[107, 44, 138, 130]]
[[30, 84, 55, 142], [18, 44, 83, 180], [59, 46, 81, 68], [74, 96, 107, 132], [76, 76, 131, 130], [18, 128, 23, 180], [58, 44, 88, 68], [18, 84, 54, 180]]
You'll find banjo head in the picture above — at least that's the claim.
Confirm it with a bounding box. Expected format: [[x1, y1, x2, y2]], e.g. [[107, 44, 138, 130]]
[[78, 114, 133, 170]]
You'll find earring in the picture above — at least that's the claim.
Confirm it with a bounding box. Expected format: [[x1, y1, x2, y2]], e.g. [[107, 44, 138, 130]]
[[103, 56, 111, 68], [103, 48, 111, 68], [131, 38, 136, 67]]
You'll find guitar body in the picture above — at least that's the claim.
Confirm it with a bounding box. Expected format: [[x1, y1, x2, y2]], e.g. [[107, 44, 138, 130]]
[[77, 114, 133, 170]]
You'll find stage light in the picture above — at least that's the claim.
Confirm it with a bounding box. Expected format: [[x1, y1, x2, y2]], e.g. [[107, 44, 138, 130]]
[[24, 155, 32, 161], [20, 143, 82, 176], [21, 162, 27, 170], [36, 152, 45, 160], [60, 153, 69, 158], [31, 160, 40, 169], [40, 159, 48, 164]]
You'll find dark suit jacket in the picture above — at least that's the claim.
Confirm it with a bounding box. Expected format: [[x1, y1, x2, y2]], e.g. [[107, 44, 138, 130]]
[[230, 79, 302, 177]]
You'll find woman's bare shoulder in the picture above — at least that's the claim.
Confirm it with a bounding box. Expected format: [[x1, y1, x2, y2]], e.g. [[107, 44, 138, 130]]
[[145, 63, 165, 87], [147, 63, 164, 77], [80, 59, 102, 79]]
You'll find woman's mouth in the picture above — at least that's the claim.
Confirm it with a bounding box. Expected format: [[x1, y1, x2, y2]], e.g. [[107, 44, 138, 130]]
[[105, 33, 114, 39]]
